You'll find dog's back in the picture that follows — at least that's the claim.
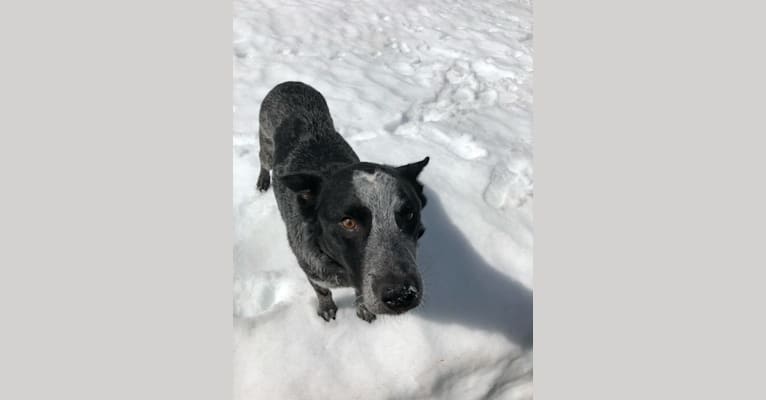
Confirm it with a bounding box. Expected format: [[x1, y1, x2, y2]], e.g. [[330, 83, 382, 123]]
[[256, 82, 358, 191]]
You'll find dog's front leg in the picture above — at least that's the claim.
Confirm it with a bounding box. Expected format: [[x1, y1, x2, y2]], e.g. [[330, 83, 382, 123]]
[[355, 289, 377, 323], [300, 253, 343, 322], [295, 232, 349, 321], [308, 280, 337, 322]]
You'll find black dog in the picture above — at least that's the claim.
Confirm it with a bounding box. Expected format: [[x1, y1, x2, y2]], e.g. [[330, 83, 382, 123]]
[[257, 81, 429, 323]]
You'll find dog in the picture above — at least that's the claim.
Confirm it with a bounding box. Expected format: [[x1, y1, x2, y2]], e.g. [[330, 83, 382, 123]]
[[256, 81, 429, 323]]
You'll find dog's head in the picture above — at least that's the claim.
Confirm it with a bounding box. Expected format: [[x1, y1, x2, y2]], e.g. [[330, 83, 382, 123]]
[[279, 157, 430, 315]]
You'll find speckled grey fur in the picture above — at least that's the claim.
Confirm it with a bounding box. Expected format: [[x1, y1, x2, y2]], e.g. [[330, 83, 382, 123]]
[[352, 170, 420, 314]]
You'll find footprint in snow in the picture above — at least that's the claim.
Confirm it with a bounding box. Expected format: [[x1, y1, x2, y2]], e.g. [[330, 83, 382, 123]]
[[447, 133, 488, 160], [483, 162, 533, 209], [235, 271, 295, 318], [392, 121, 487, 161]]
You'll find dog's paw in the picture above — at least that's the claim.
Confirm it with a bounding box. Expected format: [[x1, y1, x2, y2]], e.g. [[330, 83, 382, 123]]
[[256, 168, 271, 192], [317, 300, 337, 322], [356, 304, 377, 323]]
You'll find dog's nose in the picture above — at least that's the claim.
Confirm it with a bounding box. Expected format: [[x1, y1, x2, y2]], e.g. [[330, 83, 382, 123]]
[[381, 283, 420, 313]]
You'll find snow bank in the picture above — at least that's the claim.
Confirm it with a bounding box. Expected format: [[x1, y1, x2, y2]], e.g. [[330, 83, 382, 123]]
[[234, 0, 533, 398]]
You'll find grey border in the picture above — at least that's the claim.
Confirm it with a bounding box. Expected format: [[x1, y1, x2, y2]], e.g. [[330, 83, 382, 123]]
[[0, 1, 232, 398], [3, 0, 765, 399], [536, 1, 766, 399]]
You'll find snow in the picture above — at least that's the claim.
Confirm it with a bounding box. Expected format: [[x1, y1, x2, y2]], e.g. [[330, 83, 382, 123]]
[[233, 0, 533, 398]]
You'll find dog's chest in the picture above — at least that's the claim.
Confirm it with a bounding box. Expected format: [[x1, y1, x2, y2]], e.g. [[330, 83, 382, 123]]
[[304, 263, 350, 288]]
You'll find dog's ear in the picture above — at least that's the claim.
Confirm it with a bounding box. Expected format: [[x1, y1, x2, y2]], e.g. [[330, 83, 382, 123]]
[[396, 156, 429, 181], [277, 172, 323, 217], [396, 156, 430, 208]]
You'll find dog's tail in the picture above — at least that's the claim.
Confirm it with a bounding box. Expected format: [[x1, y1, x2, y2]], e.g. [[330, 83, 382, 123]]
[[256, 125, 274, 192]]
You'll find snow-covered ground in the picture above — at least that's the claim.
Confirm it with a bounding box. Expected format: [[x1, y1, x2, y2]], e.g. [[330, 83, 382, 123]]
[[233, 0, 533, 398]]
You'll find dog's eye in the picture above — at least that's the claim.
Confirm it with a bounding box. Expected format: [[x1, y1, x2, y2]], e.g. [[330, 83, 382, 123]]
[[298, 192, 312, 201], [405, 212, 414, 221], [340, 217, 358, 231]]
